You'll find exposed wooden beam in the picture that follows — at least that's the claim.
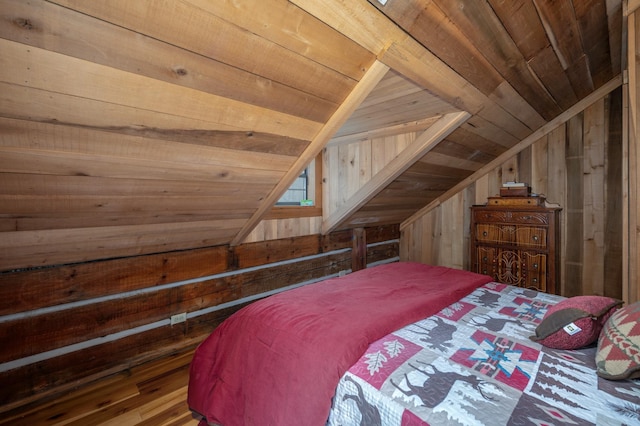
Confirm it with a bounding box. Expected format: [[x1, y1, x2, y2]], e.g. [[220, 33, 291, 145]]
[[401, 74, 623, 231], [323, 111, 470, 234], [230, 60, 390, 246], [327, 116, 442, 147], [351, 228, 366, 272]]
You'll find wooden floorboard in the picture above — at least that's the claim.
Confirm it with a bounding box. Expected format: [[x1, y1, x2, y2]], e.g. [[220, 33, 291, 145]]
[[0, 350, 200, 426]]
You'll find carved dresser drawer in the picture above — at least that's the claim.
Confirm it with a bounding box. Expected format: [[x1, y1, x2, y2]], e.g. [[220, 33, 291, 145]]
[[470, 196, 561, 294]]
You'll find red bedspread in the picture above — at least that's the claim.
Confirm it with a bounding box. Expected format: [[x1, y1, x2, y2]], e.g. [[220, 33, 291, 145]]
[[187, 262, 492, 426]]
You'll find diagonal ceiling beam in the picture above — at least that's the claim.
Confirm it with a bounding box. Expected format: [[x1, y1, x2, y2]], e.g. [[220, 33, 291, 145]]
[[230, 60, 390, 246], [322, 110, 471, 234], [400, 74, 623, 231]]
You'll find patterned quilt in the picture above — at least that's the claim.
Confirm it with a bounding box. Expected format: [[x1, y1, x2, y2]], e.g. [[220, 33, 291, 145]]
[[328, 283, 640, 425]]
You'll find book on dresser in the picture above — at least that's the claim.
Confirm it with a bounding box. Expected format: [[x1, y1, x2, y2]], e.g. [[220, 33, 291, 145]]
[[470, 195, 561, 294]]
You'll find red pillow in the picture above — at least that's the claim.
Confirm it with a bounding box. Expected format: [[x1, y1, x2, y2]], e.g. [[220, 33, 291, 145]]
[[530, 296, 623, 350]]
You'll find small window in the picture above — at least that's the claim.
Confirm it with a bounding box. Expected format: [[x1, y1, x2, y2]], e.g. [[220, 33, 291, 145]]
[[267, 155, 321, 219], [276, 168, 309, 206]]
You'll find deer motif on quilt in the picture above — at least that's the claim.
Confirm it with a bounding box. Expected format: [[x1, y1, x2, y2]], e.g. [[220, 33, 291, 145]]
[[341, 375, 382, 426], [406, 317, 456, 352], [470, 289, 502, 308], [468, 313, 529, 333], [390, 361, 502, 409]]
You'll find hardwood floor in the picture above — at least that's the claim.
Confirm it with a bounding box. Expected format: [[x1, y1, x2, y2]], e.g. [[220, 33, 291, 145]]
[[0, 349, 201, 426]]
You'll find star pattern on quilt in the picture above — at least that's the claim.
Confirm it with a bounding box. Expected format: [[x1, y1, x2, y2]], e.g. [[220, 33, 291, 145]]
[[451, 330, 538, 391], [468, 336, 525, 377], [500, 297, 548, 323]]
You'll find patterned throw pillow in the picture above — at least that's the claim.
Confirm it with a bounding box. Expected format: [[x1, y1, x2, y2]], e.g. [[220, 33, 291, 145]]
[[596, 301, 640, 380], [530, 295, 623, 350]]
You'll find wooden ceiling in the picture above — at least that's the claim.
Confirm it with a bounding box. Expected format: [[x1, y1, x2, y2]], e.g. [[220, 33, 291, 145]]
[[0, 0, 624, 269]]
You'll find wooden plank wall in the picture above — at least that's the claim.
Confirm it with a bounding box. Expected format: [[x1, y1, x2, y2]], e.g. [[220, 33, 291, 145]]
[[0, 224, 399, 412], [323, 134, 416, 215], [401, 89, 624, 300], [244, 216, 323, 242]]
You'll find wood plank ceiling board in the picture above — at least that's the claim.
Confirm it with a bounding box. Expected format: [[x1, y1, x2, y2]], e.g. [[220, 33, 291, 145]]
[[460, 116, 520, 149], [2, 212, 261, 235], [445, 127, 509, 158], [0, 174, 274, 198], [0, 144, 288, 184], [0, 119, 295, 176], [357, 71, 425, 107], [418, 151, 486, 172], [0, 219, 246, 271], [0, 39, 322, 141], [573, 0, 615, 88], [50, 0, 364, 107], [336, 93, 457, 136], [430, 139, 498, 165], [0, 83, 257, 137], [85, 128, 310, 158], [363, 183, 453, 207], [336, 70, 457, 120], [0, 0, 340, 124], [0, 114, 290, 234], [328, 116, 442, 147], [487, 0, 580, 111], [0, 116, 291, 235], [384, 176, 464, 192], [342, 209, 420, 228], [605, 0, 622, 75], [432, 0, 562, 119], [532, 0, 596, 98], [185, 0, 373, 81], [400, 161, 473, 181], [48, 0, 374, 111]]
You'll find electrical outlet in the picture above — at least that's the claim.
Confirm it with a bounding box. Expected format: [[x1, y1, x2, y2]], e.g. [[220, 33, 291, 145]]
[[170, 312, 187, 325]]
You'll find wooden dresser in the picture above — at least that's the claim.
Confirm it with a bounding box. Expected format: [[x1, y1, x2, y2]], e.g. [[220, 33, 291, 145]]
[[470, 196, 561, 294]]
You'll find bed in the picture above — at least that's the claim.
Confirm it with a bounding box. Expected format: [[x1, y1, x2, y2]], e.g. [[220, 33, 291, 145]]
[[187, 262, 640, 425]]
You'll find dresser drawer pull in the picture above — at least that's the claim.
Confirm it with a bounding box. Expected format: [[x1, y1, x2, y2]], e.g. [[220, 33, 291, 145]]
[[533, 263, 538, 269], [532, 235, 539, 241], [482, 231, 488, 236], [532, 278, 538, 283], [483, 256, 488, 262]]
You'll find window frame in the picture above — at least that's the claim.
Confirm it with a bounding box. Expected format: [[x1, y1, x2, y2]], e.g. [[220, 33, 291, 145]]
[[265, 154, 322, 219], [275, 168, 310, 206]]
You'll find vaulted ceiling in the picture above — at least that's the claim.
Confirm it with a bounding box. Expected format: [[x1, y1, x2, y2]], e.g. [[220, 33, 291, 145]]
[[0, 0, 624, 269]]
